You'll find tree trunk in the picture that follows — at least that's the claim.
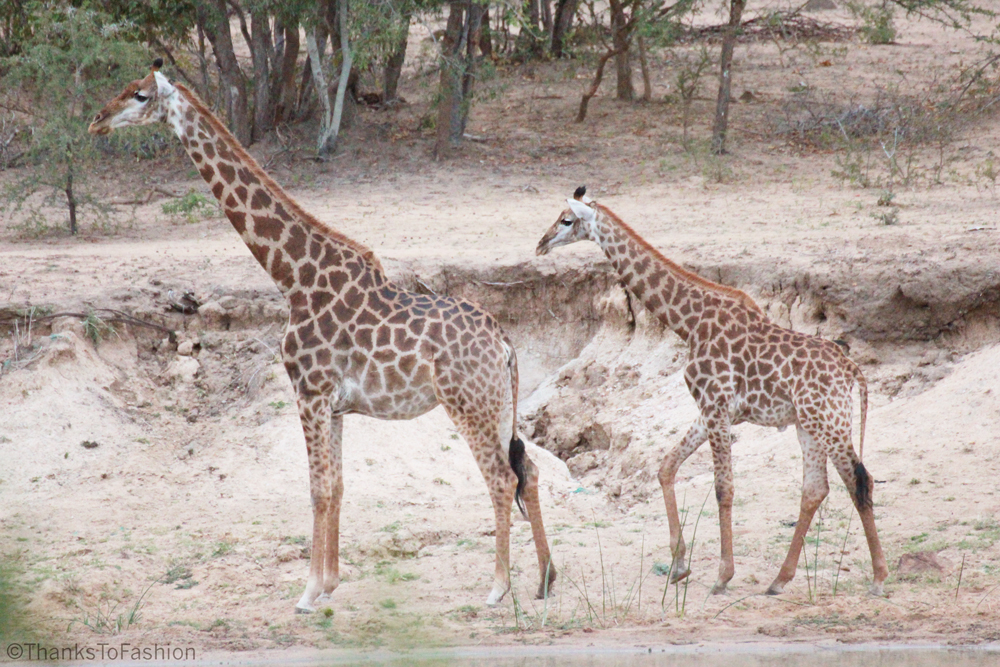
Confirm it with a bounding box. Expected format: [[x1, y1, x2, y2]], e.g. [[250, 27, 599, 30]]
[[517, 0, 543, 57], [65, 148, 76, 235], [551, 0, 578, 58], [638, 35, 651, 101], [610, 0, 633, 101], [198, 0, 252, 146], [274, 22, 299, 124], [576, 46, 624, 122], [711, 0, 746, 154], [459, 3, 485, 136], [251, 9, 274, 142], [383, 11, 411, 103], [327, 0, 352, 155], [479, 6, 493, 59], [434, 2, 468, 159]]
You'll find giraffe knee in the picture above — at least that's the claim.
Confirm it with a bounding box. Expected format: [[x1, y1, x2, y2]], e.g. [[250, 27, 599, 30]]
[[658, 458, 679, 486], [714, 480, 734, 507], [801, 479, 829, 511]]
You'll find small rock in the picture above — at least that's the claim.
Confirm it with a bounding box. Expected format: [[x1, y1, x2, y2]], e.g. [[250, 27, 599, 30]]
[[80, 440, 100, 449], [219, 296, 239, 310], [166, 356, 200, 383], [198, 301, 225, 325], [177, 340, 195, 356]]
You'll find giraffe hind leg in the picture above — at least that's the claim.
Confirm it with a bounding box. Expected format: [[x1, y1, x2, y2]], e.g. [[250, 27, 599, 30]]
[[766, 424, 830, 596], [830, 447, 888, 596], [505, 433, 556, 598]]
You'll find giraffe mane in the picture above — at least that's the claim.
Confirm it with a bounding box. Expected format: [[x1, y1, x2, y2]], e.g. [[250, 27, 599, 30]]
[[174, 83, 384, 271], [593, 202, 764, 316]]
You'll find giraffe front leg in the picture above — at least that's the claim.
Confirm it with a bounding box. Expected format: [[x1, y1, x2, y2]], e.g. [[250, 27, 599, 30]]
[[707, 420, 736, 595], [658, 416, 708, 585], [520, 456, 556, 599], [314, 415, 344, 605], [294, 396, 342, 614]]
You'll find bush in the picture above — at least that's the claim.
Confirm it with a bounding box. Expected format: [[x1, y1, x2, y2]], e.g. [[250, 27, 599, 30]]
[[0, 4, 152, 235]]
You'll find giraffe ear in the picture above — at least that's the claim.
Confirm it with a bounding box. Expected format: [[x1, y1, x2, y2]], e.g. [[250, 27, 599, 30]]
[[153, 71, 176, 97], [566, 198, 595, 222]]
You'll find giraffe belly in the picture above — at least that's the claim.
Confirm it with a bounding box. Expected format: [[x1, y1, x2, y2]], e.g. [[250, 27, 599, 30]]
[[331, 380, 439, 421], [736, 397, 797, 429]]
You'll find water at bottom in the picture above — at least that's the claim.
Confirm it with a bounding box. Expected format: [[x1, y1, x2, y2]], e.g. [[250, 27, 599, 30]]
[[302, 645, 999, 667]]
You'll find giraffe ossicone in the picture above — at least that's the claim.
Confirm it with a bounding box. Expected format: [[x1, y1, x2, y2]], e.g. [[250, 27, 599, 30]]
[[89, 62, 555, 613], [536, 186, 888, 597]]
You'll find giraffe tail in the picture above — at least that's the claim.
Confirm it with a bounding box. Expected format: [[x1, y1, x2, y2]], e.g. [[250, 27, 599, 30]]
[[843, 356, 873, 509], [505, 338, 528, 518], [852, 360, 868, 463]]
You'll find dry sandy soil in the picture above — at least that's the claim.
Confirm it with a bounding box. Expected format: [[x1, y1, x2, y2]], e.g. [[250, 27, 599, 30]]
[[2, 6, 1000, 659]]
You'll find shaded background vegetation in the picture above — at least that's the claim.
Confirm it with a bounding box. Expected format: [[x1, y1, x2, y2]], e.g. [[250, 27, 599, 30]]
[[0, 0, 998, 233]]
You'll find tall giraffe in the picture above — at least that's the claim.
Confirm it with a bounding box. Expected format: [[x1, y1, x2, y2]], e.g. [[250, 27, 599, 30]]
[[536, 187, 888, 596], [88, 61, 555, 612]]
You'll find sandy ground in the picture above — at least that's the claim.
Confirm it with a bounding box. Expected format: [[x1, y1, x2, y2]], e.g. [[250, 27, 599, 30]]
[[2, 6, 1000, 658]]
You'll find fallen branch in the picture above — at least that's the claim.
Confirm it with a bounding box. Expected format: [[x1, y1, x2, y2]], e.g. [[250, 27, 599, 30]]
[[0, 308, 174, 335]]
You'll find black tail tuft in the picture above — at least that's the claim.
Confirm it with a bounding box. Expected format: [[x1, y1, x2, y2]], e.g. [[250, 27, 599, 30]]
[[573, 185, 587, 200], [854, 461, 872, 510], [509, 436, 528, 518]]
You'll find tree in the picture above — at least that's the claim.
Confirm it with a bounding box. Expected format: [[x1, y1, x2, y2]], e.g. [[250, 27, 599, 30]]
[[575, 0, 694, 121], [434, 1, 486, 159], [196, 0, 252, 146], [710, 0, 745, 154], [0, 5, 151, 235], [550, 0, 579, 57]]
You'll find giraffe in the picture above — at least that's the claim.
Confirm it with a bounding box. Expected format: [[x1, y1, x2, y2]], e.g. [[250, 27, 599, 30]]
[[535, 186, 888, 597], [88, 60, 556, 612]]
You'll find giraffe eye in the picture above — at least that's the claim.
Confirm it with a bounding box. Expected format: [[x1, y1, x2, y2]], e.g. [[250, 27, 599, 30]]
[[560, 218, 573, 226], [134, 92, 149, 103]]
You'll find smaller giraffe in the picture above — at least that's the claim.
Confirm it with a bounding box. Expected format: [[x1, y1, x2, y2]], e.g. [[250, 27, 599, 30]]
[[536, 187, 888, 596], [87, 61, 556, 612]]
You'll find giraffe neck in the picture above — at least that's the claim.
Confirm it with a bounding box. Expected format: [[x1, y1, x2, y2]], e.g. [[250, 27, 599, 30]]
[[163, 84, 381, 295], [589, 206, 759, 342]]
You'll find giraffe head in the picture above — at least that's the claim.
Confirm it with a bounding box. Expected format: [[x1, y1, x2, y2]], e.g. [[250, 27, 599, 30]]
[[88, 58, 176, 136], [535, 186, 597, 256]]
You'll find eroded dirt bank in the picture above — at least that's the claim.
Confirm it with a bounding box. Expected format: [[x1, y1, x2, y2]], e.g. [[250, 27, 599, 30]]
[[2, 225, 1000, 650]]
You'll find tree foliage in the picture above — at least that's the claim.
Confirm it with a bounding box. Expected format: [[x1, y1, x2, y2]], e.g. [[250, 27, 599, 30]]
[[0, 4, 152, 234]]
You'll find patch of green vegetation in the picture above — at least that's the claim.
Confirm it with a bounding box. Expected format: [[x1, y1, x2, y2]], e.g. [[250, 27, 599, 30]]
[[211, 541, 234, 558], [162, 191, 220, 223], [0, 553, 36, 644], [374, 561, 419, 584], [82, 310, 116, 346]]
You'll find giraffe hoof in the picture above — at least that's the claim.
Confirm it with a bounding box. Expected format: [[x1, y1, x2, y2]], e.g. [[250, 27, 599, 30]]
[[868, 583, 885, 597], [710, 581, 729, 595], [294, 604, 316, 614], [669, 568, 691, 585], [765, 583, 785, 596], [485, 583, 509, 607]]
